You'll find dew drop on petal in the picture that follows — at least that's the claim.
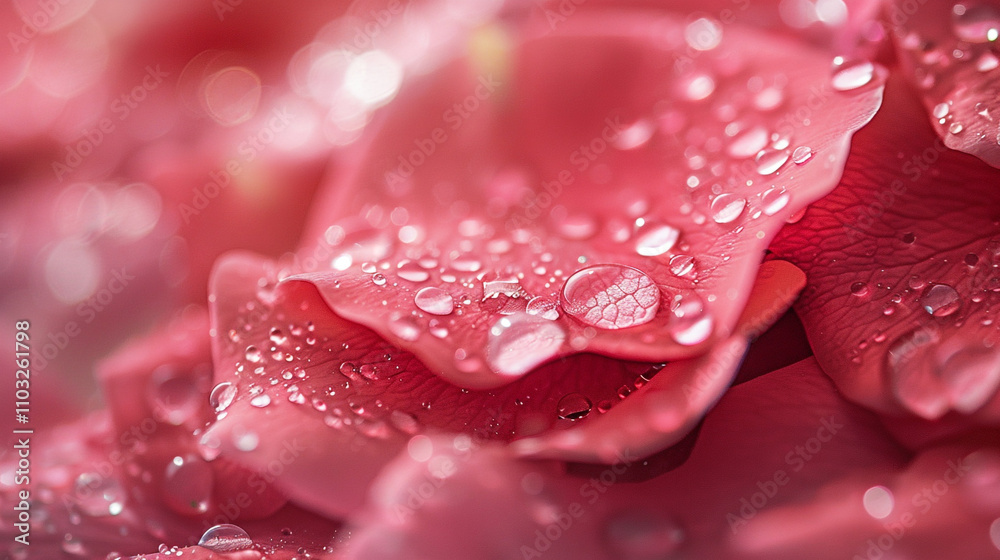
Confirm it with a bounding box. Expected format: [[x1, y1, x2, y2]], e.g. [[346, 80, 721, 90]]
[[920, 283, 961, 316], [726, 126, 769, 159], [388, 314, 421, 341], [933, 102, 951, 119], [486, 313, 565, 377], [414, 287, 454, 315], [710, 194, 746, 224], [668, 294, 714, 346], [249, 394, 271, 408], [210, 381, 236, 413], [372, 273, 387, 286], [760, 186, 790, 215], [669, 255, 695, 277], [244, 346, 262, 363], [526, 295, 560, 320], [556, 393, 593, 420], [634, 223, 680, 257], [850, 282, 870, 297], [163, 455, 213, 515], [831, 60, 875, 91], [199, 524, 253, 552], [791, 145, 813, 164], [755, 149, 789, 175], [562, 265, 661, 329], [397, 260, 430, 282]]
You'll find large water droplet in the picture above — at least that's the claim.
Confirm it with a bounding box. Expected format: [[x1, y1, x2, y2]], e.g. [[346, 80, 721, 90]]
[[249, 394, 271, 408], [556, 393, 593, 420], [397, 260, 430, 282], [760, 186, 790, 215], [163, 455, 213, 515], [727, 126, 769, 158], [73, 474, 126, 517], [634, 223, 680, 257], [953, 1, 1000, 42], [831, 60, 875, 91], [414, 287, 454, 315], [710, 194, 746, 224], [792, 146, 814, 164], [755, 149, 789, 175], [562, 265, 661, 329], [244, 346, 262, 363], [210, 381, 237, 413], [486, 313, 565, 377], [920, 283, 961, 316], [198, 524, 253, 552]]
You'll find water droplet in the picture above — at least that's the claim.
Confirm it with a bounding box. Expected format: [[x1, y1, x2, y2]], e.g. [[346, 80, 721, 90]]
[[486, 313, 566, 377], [634, 223, 681, 257], [397, 260, 430, 282], [831, 60, 875, 91], [249, 394, 271, 408], [977, 52, 1000, 71], [147, 367, 203, 426], [668, 294, 714, 345], [390, 410, 420, 434], [361, 262, 377, 273], [428, 318, 449, 337], [210, 382, 236, 413], [953, 1, 1000, 43], [372, 273, 387, 286], [556, 393, 593, 420], [792, 146, 814, 164], [967, 253, 981, 266], [73, 474, 126, 517], [244, 346, 262, 363], [850, 282, 870, 297], [760, 186, 790, 215], [199, 524, 253, 552], [755, 149, 789, 175], [902, 232, 916, 244], [163, 455, 213, 515], [526, 296, 560, 320], [339, 362, 357, 376], [933, 102, 951, 119], [414, 287, 454, 315], [920, 283, 961, 316], [451, 255, 482, 272], [669, 255, 695, 277], [710, 194, 746, 224], [950, 122, 965, 134], [603, 512, 685, 559], [562, 265, 661, 329]]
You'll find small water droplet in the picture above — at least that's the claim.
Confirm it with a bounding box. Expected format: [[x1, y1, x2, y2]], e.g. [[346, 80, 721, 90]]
[[669, 255, 696, 277], [850, 282, 870, 297], [361, 262, 377, 273], [244, 346, 262, 363], [250, 394, 271, 408], [486, 313, 565, 377], [831, 60, 875, 91], [634, 223, 680, 257], [967, 253, 981, 266], [390, 410, 421, 434], [792, 146, 814, 164], [198, 524, 253, 552], [210, 382, 237, 413], [902, 232, 916, 244], [526, 296, 560, 320], [668, 293, 713, 345], [397, 260, 430, 282], [372, 273, 387, 286], [562, 265, 661, 329], [727, 125, 769, 158], [949, 122, 965, 134], [920, 283, 961, 316], [760, 186, 790, 215], [933, 102, 951, 118], [556, 393, 593, 420], [710, 194, 746, 224], [414, 287, 454, 315]]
